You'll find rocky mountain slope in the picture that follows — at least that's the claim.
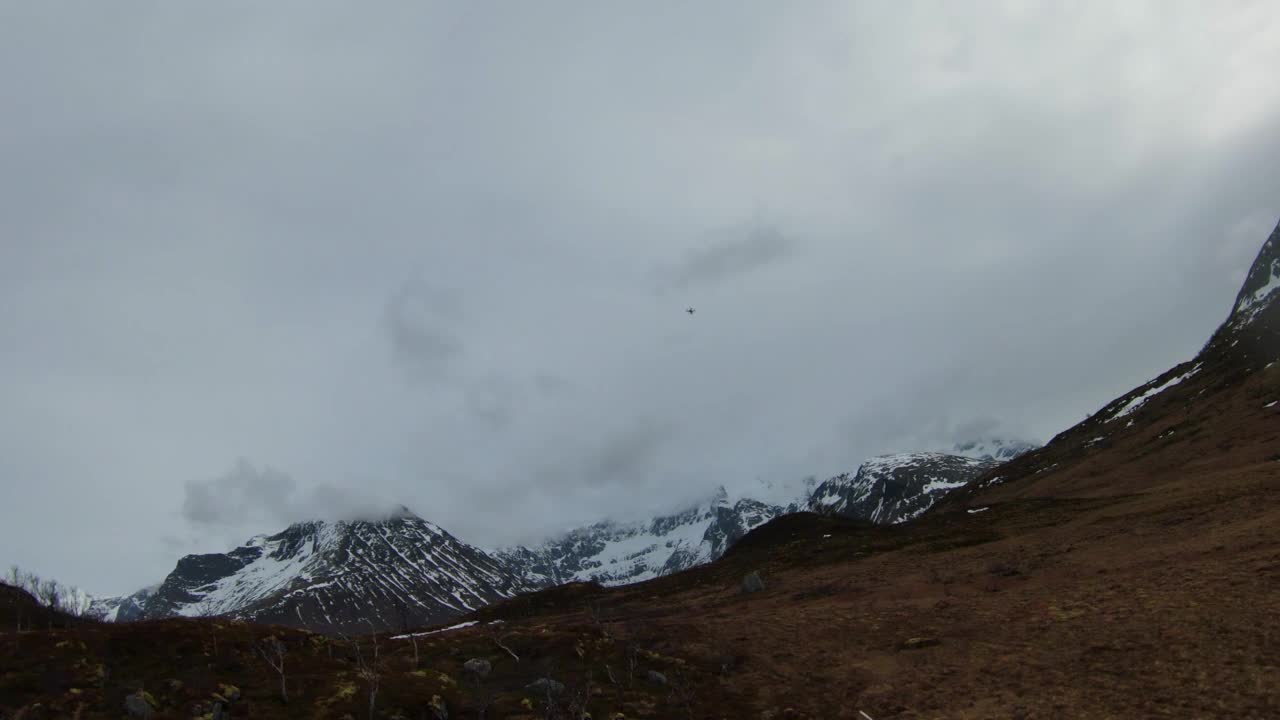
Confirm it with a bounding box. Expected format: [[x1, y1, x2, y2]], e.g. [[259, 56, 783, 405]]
[[807, 452, 1000, 523], [496, 488, 787, 588], [93, 507, 533, 634], [498, 438, 1033, 589], [93, 437, 1034, 626]]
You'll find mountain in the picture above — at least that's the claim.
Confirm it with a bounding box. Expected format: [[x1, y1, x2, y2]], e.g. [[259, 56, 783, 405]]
[[498, 487, 788, 588], [807, 452, 999, 523], [950, 437, 1037, 462], [104, 507, 532, 634], [94, 434, 1037, 628], [947, 217, 1280, 506], [498, 441, 1032, 588], [88, 584, 158, 622], [93, 448, 1023, 628]]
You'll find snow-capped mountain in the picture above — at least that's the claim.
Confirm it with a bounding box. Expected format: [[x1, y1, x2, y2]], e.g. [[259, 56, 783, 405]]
[[1201, 218, 1280, 367], [497, 488, 787, 588], [88, 584, 158, 622], [951, 438, 1037, 463], [102, 507, 533, 634], [95, 439, 1036, 629], [496, 442, 1032, 588], [807, 452, 1000, 524]]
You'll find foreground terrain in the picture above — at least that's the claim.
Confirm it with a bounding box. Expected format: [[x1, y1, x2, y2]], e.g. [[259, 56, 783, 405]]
[[3, 222, 1280, 718], [3, 380, 1276, 718]]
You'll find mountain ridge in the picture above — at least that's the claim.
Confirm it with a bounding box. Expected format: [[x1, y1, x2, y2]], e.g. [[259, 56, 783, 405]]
[[92, 438, 1034, 630]]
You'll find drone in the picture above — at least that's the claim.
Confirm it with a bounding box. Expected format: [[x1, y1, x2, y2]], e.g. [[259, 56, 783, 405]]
[[686, 307, 696, 315]]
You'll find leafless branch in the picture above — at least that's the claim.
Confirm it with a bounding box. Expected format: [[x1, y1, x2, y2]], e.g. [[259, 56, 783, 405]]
[[256, 636, 289, 703]]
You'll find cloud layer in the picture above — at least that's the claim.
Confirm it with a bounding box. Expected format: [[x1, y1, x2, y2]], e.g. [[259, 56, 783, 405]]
[[2, 2, 1279, 594]]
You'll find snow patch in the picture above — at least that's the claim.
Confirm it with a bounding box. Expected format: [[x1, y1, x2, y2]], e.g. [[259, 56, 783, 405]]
[[1236, 267, 1280, 318], [391, 620, 478, 639], [967, 507, 990, 514], [1108, 366, 1201, 422]]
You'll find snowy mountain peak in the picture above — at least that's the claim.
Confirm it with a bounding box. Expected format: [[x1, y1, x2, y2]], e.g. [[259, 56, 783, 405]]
[[951, 437, 1038, 463], [809, 452, 1000, 524], [1201, 217, 1280, 368], [1230, 219, 1280, 323], [102, 511, 532, 633]]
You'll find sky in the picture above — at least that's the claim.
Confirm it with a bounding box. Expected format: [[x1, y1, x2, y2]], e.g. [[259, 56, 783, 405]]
[[2, 1, 1280, 596]]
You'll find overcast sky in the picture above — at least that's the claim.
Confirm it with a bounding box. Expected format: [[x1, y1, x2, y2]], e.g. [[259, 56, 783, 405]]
[[3, 2, 1280, 596]]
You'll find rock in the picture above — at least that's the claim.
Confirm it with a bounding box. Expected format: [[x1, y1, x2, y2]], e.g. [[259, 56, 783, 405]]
[[900, 637, 940, 650], [741, 570, 767, 594], [526, 677, 566, 696], [212, 701, 227, 720], [645, 670, 668, 686], [429, 694, 449, 720], [123, 691, 154, 718], [463, 657, 492, 679]]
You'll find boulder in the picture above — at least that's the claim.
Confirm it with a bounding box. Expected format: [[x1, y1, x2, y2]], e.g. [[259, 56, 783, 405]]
[[526, 677, 566, 696], [741, 570, 767, 594], [123, 691, 153, 718], [463, 658, 492, 679], [900, 637, 940, 650]]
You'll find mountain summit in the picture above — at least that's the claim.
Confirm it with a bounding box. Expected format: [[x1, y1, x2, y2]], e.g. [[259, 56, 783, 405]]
[[1203, 219, 1280, 365], [95, 508, 532, 634]]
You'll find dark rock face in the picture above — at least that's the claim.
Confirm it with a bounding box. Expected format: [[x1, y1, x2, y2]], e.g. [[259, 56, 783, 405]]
[[808, 453, 999, 524], [141, 547, 263, 617], [703, 499, 783, 560]]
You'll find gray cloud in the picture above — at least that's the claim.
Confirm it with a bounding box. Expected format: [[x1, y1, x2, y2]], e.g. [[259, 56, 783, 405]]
[[2, 3, 1279, 594], [384, 280, 465, 382], [658, 219, 795, 291], [580, 419, 678, 490], [182, 459, 394, 532], [182, 459, 297, 528]]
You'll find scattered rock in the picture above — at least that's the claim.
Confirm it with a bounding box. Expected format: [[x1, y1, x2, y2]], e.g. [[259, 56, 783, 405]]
[[900, 637, 940, 650], [645, 670, 668, 686], [526, 677, 566, 696], [123, 691, 154, 718], [741, 570, 767, 594], [463, 657, 492, 679]]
